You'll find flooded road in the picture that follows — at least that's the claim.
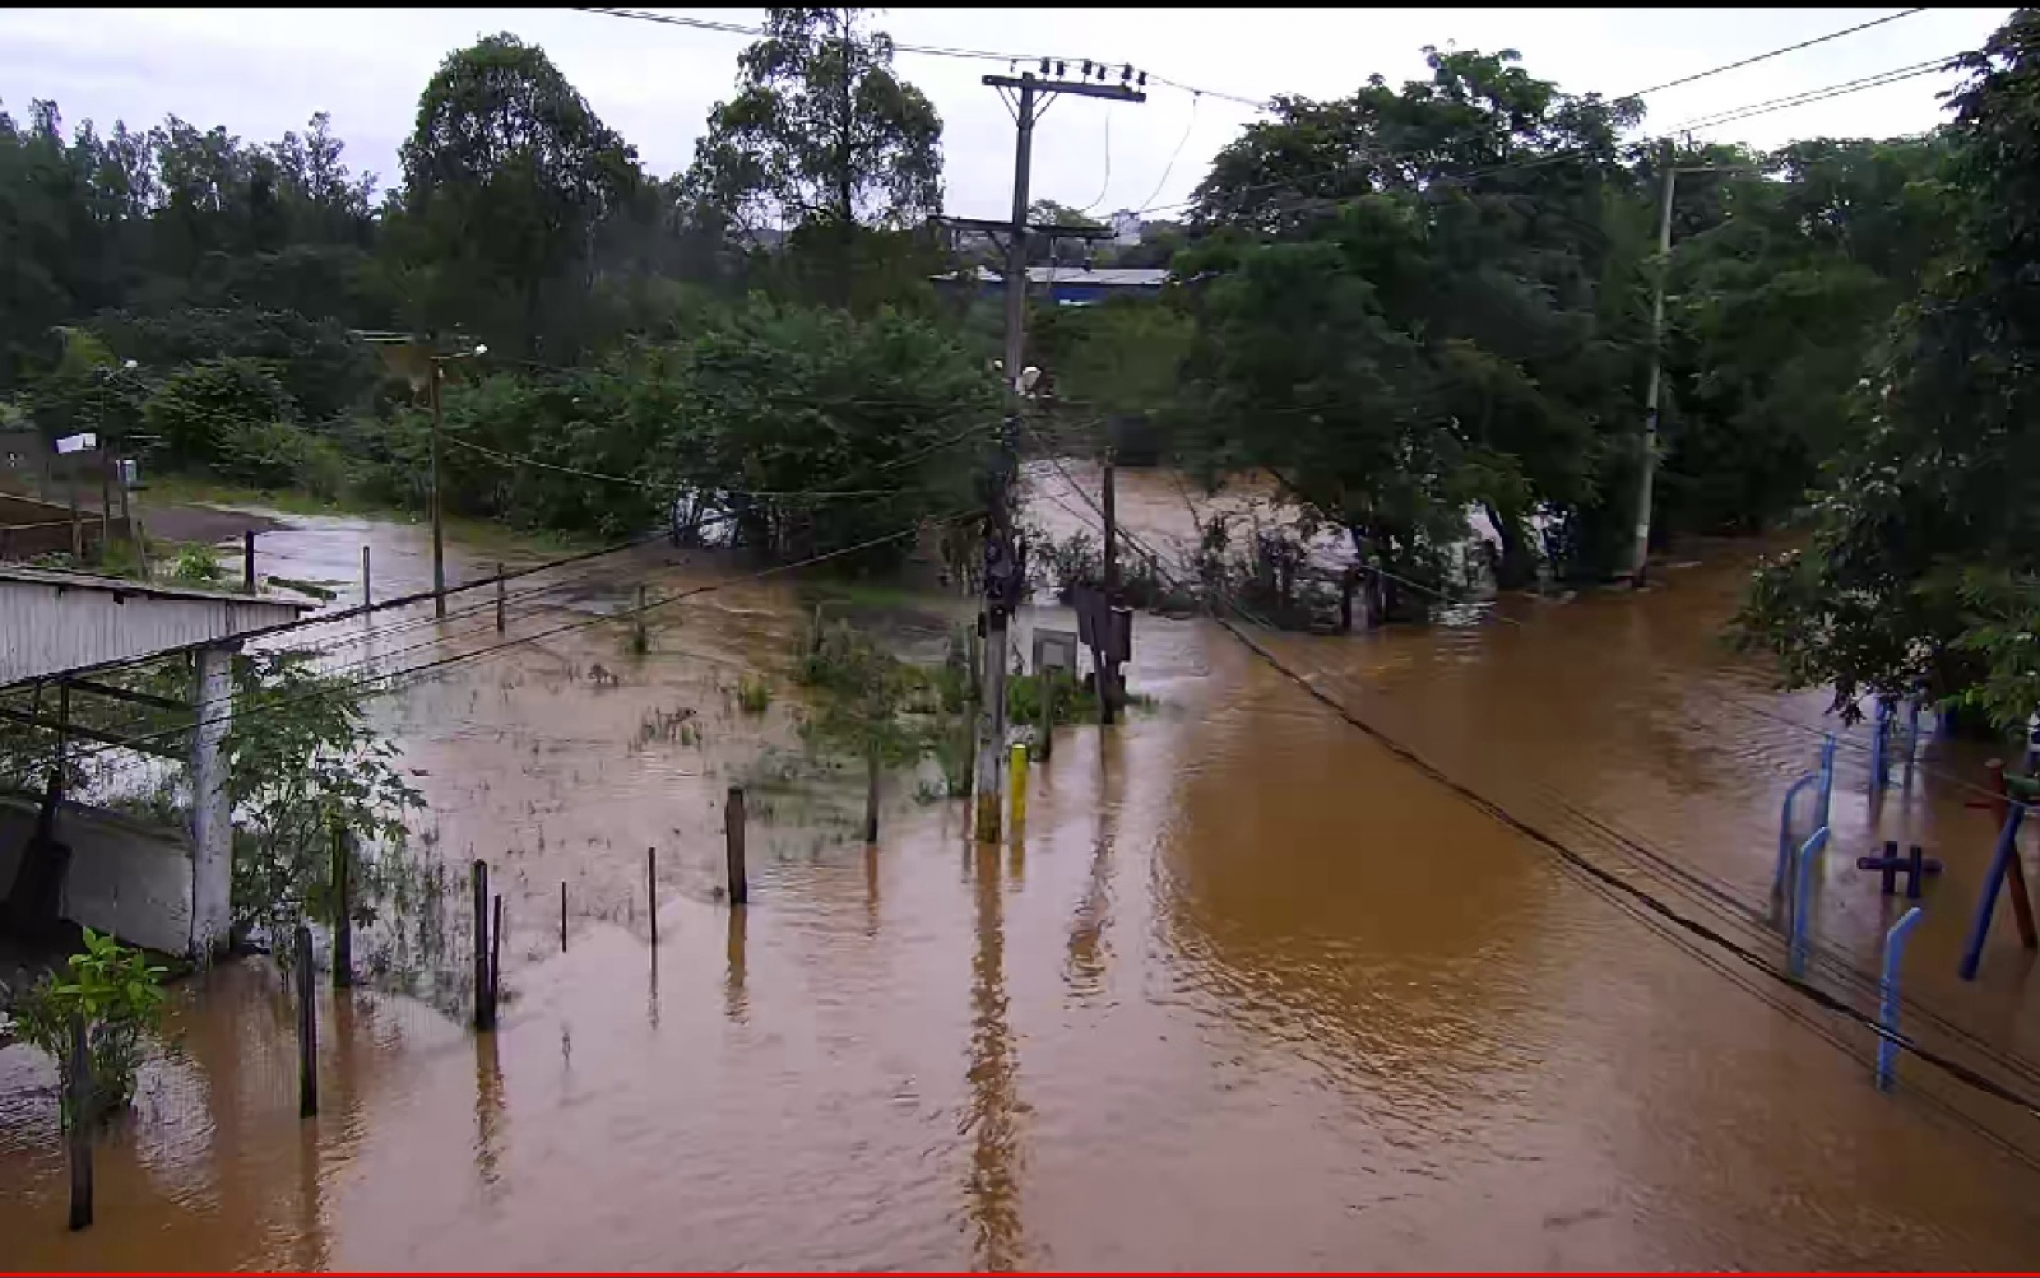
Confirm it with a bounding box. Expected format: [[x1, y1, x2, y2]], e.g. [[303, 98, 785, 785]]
[[6, 473, 2040, 1269]]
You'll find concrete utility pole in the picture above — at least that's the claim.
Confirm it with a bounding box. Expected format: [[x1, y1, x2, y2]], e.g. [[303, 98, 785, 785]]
[[973, 63, 1144, 843], [1631, 139, 1676, 588]]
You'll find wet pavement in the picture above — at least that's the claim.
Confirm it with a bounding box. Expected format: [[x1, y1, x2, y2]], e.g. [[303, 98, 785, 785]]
[[5, 476, 2040, 1269]]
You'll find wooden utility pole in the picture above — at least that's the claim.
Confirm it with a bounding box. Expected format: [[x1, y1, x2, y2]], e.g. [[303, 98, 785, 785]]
[[971, 64, 1145, 843], [331, 820, 352, 989], [67, 1014, 92, 1231], [726, 786, 749, 905], [471, 860, 493, 1031], [430, 361, 446, 618], [295, 925, 318, 1117]]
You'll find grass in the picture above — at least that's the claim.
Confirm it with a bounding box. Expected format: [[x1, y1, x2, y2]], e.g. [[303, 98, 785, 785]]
[[737, 673, 773, 715], [800, 579, 953, 612]]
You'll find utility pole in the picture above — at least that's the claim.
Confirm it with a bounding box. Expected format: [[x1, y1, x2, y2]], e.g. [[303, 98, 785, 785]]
[[430, 360, 447, 618], [972, 63, 1145, 843], [1100, 443, 1119, 727], [428, 341, 486, 619], [1631, 139, 1676, 587]]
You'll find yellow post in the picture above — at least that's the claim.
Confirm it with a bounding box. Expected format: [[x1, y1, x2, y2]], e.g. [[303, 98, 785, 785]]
[[1009, 742, 1028, 829]]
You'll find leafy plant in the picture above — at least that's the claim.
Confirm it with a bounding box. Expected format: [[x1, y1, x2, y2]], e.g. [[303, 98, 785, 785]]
[[223, 650, 426, 946], [13, 927, 169, 1127], [736, 672, 773, 715], [169, 541, 225, 584]]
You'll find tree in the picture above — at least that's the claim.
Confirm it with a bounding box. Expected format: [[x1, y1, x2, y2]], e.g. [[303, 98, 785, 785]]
[[141, 356, 298, 463], [1658, 135, 1954, 535], [1734, 11, 2040, 729], [392, 33, 643, 358], [682, 8, 942, 262], [1180, 48, 1650, 599]]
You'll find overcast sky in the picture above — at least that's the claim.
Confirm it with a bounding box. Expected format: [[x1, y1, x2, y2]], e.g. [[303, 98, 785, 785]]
[[0, 7, 2012, 222]]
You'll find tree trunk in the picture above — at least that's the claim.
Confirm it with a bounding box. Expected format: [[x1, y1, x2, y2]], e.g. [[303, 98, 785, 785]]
[[1484, 501, 1537, 591]]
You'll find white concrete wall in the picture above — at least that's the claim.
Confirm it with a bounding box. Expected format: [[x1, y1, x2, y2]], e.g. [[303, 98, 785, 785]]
[[0, 795, 193, 955]]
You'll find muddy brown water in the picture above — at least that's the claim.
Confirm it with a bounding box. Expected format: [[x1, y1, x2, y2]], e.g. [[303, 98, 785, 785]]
[[6, 474, 2040, 1269]]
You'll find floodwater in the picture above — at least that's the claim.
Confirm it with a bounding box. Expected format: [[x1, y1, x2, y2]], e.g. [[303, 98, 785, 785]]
[[7, 473, 2040, 1269]]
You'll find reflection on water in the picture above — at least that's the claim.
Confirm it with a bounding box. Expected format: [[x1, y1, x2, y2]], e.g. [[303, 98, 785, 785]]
[[963, 840, 1025, 1271], [5, 488, 2040, 1268]]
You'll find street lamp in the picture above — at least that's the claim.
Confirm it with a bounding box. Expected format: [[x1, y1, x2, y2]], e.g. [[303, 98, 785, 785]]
[[90, 358, 143, 563], [429, 342, 488, 617]]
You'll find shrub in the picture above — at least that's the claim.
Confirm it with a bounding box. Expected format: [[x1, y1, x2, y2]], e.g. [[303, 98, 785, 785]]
[[216, 419, 349, 498], [13, 928, 169, 1127], [142, 357, 299, 466]]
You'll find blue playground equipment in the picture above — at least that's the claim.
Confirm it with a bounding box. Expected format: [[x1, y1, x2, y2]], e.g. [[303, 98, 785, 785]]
[[1877, 906, 1924, 1091]]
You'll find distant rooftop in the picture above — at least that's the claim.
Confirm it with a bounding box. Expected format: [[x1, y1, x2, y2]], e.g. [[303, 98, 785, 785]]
[[932, 266, 1170, 287]]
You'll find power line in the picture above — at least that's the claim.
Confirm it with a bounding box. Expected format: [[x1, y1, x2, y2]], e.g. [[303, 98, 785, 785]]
[[58, 509, 984, 767], [1133, 38, 1966, 222], [572, 7, 1264, 111], [1675, 58, 1955, 134], [1133, 92, 1201, 215], [1615, 8, 1927, 99], [1074, 108, 1114, 216], [1019, 428, 2040, 1120]]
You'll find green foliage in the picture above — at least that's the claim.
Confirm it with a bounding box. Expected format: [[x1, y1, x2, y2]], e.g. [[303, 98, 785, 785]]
[[793, 622, 924, 768], [1180, 48, 1649, 594], [223, 650, 426, 944], [1659, 136, 1954, 533], [656, 297, 996, 556], [1005, 669, 1094, 726], [13, 928, 169, 1127], [736, 672, 773, 715], [142, 356, 298, 464], [683, 8, 942, 241], [1033, 296, 1194, 460], [392, 33, 643, 360], [168, 541, 224, 583], [1733, 10, 2040, 728], [215, 418, 349, 497]]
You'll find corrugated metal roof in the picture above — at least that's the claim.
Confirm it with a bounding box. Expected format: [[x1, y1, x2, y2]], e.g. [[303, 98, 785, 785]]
[[0, 566, 310, 686]]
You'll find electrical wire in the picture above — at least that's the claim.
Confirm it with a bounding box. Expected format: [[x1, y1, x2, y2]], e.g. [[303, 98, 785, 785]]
[[56, 509, 984, 767], [1133, 92, 1201, 217], [1615, 9, 1927, 100], [1017, 425, 2040, 1120], [1130, 38, 1969, 223], [1675, 59, 1955, 134], [11, 420, 1000, 693], [1075, 108, 1114, 216], [571, 7, 1264, 112]]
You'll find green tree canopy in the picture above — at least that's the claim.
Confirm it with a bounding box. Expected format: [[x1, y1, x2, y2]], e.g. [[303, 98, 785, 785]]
[[1734, 11, 2040, 727], [682, 8, 943, 241], [391, 33, 643, 358]]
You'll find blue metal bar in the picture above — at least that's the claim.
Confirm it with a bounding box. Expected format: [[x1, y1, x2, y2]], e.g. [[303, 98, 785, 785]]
[[1903, 699, 1922, 789], [1959, 803, 2029, 981], [1877, 906, 1924, 1091], [1774, 772, 1817, 905], [1790, 825, 1830, 978], [1818, 734, 1837, 829]]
